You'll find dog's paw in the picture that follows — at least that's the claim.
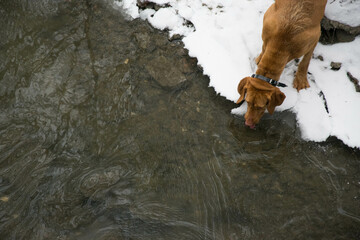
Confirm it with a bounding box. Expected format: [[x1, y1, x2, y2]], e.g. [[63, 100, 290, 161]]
[[293, 77, 310, 91]]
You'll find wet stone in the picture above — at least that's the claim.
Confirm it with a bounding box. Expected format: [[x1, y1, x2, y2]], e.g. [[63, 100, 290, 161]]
[[134, 32, 152, 50], [321, 16, 360, 44], [347, 72, 360, 92], [330, 61, 342, 71], [169, 34, 182, 42], [145, 55, 187, 87], [316, 55, 324, 61], [181, 58, 198, 74]]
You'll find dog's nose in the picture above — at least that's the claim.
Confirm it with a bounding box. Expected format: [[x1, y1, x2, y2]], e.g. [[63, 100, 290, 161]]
[[245, 119, 256, 129]]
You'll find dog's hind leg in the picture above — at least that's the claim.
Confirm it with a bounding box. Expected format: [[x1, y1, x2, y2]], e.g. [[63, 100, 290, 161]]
[[293, 42, 317, 91]]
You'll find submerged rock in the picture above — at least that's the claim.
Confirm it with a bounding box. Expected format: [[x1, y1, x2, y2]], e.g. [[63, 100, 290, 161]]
[[145, 55, 187, 87]]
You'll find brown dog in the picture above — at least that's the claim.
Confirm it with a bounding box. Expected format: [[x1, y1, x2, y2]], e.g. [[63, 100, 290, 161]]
[[237, 0, 327, 128]]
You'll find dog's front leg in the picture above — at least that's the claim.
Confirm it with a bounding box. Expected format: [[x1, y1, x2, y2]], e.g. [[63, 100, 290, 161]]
[[293, 42, 317, 91]]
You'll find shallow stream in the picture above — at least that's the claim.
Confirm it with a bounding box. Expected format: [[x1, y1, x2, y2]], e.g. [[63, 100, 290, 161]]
[[0, 0, 359, 239]]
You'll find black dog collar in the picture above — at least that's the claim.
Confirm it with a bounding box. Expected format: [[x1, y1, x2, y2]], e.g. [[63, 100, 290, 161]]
[[251, 74, 287, 88]]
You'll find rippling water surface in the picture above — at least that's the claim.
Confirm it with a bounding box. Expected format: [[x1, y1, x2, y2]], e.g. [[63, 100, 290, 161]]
[[0, 0, 359, 239]]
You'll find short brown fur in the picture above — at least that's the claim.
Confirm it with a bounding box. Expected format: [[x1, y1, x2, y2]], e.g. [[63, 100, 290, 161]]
[[237, 0, 327, 128]]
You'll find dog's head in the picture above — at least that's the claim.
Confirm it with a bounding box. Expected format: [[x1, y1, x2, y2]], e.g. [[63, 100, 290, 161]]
[[236, 77, 286, 128]]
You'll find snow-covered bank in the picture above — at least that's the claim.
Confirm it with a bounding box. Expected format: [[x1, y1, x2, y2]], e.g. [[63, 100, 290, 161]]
[[325, 0, 360, 28], [116, 0, 360, 148]]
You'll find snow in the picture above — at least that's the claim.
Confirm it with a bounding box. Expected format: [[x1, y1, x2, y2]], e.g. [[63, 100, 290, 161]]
[[116, 0, 139, 19], [116, 0, 360, 149], [325, 0, 360, 27]]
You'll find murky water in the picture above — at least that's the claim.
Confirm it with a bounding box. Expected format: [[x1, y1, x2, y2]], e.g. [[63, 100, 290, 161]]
[[0, 0, 359, 239]]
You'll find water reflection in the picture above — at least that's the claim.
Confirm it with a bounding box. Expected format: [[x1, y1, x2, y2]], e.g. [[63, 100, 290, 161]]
[[0, 0, 359, 239]]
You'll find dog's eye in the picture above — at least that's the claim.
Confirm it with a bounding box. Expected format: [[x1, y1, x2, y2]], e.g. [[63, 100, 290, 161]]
[[253, 104, 264, 110]]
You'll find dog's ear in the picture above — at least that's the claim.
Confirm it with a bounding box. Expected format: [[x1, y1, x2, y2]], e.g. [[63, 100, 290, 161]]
[[236, 77, 250, 104], [267, 88, 286, 114]]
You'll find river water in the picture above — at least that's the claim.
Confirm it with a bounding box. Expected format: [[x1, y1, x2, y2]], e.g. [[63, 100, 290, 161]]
[[0, 0, 359, 239]]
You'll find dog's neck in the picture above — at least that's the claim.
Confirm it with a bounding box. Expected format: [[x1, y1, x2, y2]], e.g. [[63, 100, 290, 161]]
[[256, 49, 289, 81]]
